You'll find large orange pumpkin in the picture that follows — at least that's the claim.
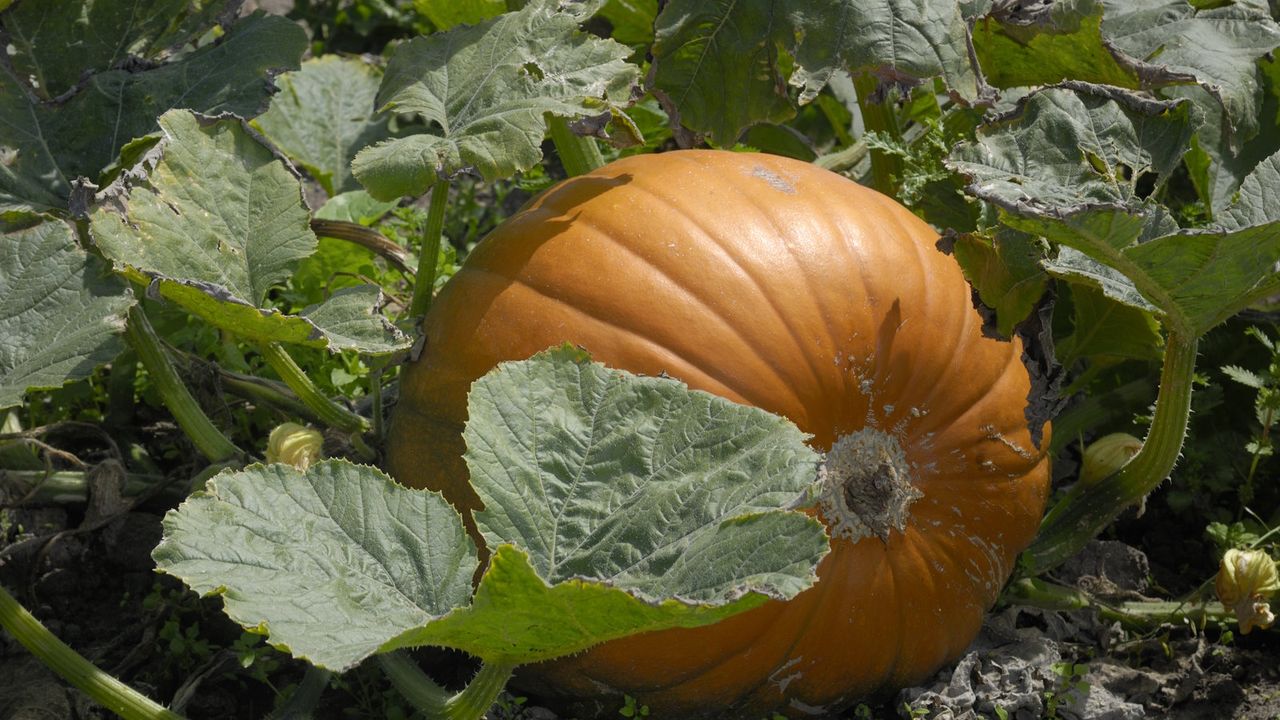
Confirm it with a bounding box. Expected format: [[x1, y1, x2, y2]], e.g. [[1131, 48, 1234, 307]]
[[386, 150, 1050, 718]]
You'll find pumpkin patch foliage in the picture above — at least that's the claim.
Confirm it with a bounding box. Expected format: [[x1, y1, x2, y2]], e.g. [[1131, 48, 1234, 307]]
[[1, 0, 1279, 719]]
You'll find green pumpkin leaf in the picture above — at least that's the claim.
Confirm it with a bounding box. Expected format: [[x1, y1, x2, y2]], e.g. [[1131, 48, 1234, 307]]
[[89, 110, 408, 354], [0, 220, 134, 409], [1099, 0, 1280, 149], [971, 0, 1141, 89], [1220, 149, 1280, 231], [152, 461, 477, 672], [352, 0, 639, 200], [253, 56, 393, 197], [952, 84, 1280, 335], [2, 0, 229, 99], [413, 0, 506, 30], [403, 348, 828, 664], [1055, 282, 1163, 365], [652, 0, 981, 147], [154, 351, 828, 670], [948, 85, 1195, 214], [950, 229, 1050, 338], [0, 12, 306, 215]]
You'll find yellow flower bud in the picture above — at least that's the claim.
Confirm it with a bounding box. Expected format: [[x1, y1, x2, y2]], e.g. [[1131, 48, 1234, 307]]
[[1215, 548, 1279, 634], [1079, 432, 1143, 485], [266, 422, 324, 470]]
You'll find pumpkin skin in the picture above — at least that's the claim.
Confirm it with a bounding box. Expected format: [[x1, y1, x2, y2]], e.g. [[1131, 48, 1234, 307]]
[[386, 150, 1050, 718]]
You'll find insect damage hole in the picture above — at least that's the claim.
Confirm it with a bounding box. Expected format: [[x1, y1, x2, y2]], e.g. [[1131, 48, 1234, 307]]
[[817, 428, 921, 542]]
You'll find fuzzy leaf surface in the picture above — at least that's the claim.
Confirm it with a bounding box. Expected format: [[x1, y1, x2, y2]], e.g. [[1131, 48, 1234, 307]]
[[2, 0, 229, 99], [0, 221, 134, 409], [352, 0, 638, 200], [1220, 149, 1280, 231], [152, 461, 476, 672], [254, 56, 392, 197], [953, 84, 1280, 334], [1100, 0, 1280, 147], [948, 85, 1195, 213], [90, 111, 407, 353], [652, 0, 980, 146], [388, 348, 828, 663], [0, 13, 305, 215]]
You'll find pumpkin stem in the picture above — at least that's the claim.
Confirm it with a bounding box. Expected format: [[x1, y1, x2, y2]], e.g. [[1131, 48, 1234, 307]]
[[1020, 330, 1199, 575], [409, 179, 452, 320], [379, 651, 515, 720], [817, 429, 920, 541], [0, 583, 186, 720], [123, 306, 241, 464]]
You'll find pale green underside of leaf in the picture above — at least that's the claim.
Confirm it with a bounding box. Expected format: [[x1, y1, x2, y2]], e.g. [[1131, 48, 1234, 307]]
[[387, 544, 767, 665], [652, 0, 980, 146], [0, 13, 306, 215], [253, 56, 392, 197], [152, 461, 477, 672], [352, 0, 638, 200], [0, 220, 134, 409], [1017, 213, 1280, 336], [466, 348, 827, 603], [89, 110, 407, 354], [3, 0, 229, 100]]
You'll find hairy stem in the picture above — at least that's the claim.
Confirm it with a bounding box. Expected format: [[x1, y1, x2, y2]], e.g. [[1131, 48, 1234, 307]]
[[409, 181, 451, 319], [257, 343, 371, 439], [123, 307, 240, 463], [0, 584, 186, 720], [379, 652, 515, 720], [1006, 578, 1231, 629], [1022, 331, 1199, 575], [547, 114, 605, 177]]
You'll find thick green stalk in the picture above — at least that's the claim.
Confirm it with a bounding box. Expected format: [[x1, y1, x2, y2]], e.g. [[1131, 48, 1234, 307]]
[[1005, 578, 1230, 629], [257, 342, 370, 437], [547, 114, 605, 177], [852, 73, 904, 196], [1022, 332, 1199, 575], [123, 307, 240, 463], [0, 584, 186, 720], [379, 653, 515, 720], [3, 470, 173, 505], [409, 180, 451, 319]]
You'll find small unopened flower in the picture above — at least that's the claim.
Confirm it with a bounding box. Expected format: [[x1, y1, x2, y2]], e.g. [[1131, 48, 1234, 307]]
[[1079, 432, 1143, 486], [266, 422, 324, 470], [1216, 548, 1279, 634]]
